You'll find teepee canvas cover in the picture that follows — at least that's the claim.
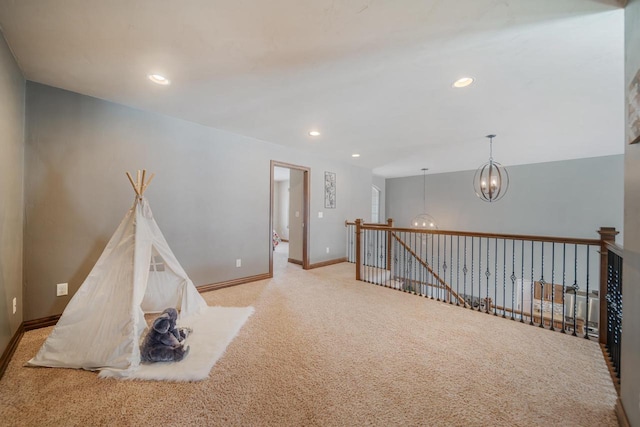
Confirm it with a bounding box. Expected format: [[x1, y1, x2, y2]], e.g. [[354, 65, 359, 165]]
[[28, 171, 207, 375]]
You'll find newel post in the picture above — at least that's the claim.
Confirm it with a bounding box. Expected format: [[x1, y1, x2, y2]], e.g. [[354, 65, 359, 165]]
[[386, 218, 393, 271], [355, 219, 363, 281], [598, 227, 619, 344]]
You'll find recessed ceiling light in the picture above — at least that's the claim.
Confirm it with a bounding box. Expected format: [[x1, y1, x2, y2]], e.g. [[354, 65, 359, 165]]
[[352, 153, 360, 158], [452, 77, 474, 88], [309, 130, 321, 136], [148, 74, 170, 85]]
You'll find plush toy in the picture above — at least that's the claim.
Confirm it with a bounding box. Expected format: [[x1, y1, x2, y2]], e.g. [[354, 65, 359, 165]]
[[140, 309, 191, 363], [162, 307, 192, 342]]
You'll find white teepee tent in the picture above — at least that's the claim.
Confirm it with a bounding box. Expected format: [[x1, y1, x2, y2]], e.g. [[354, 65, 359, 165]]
[[28, 171, 207, 375]]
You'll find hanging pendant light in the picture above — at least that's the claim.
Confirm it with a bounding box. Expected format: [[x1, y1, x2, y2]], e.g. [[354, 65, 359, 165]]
[[473, 134, 509, 202], [411, 168, 437, 230]]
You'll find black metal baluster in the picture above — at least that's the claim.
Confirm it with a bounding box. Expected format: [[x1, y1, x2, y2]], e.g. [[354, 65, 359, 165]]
[[471, 237, 475, 310], [463, 236, 468, 308], [456, 235, 460, 306], [562, 243, 566, 333], [420, 234, 429, 296], [550, 243, 556, 331], [368, 229, 371, 270], [374, 229, 379, 285], [426, 233, 430, 297], [479, 237, 483, 312], [450, 235, 454, 304], [510, 240, 516, 320], [362, 229, 366, 282], [437, 234, 441, 301], [417, 233, 421, 294], [411, 233, 422, 295], [380, 230, 384, 282], [520, 241, 525, 323], [431, 233, 435, 299], [539, 242, 545, 328], [403, 232, 408, 291], [584, 247, 590, 339], [408, 232, 412, 293], [377, 229, 381, 284], [393, 232, 398, 289], [502, 239, 506, 318], [397, 232, 401, 289], [374, 230, 382, 286], [403, 232, 409, 291], [572, 244, 578, 337], [443, 235, 448, 302], [385, 229, 390, 288], [364, 229, 369, 283], [530, 241, 534, 326], [485, 237, 491, 313], [494, 238, 499, 316]]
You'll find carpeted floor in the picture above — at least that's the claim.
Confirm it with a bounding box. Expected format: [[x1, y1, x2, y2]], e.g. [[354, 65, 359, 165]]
[[0, 256, 617, 426]]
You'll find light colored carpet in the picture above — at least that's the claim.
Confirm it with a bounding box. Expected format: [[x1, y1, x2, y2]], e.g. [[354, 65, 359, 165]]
[[0, 260, 617, 426], [99, 306, 254, 381]]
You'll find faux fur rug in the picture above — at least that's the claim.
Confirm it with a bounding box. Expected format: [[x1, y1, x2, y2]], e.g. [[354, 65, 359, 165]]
[[99, 306, 254, 382]]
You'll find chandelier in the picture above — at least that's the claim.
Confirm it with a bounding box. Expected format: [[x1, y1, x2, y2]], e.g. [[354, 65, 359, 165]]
[[473, 134, 509, 202], [411, 168, 437, 230]]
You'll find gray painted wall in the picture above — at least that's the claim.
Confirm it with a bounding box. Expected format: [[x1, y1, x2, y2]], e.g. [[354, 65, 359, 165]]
[[623, 0, 640, 424], [0, 32, 25, 351], [24, 82, 373, 320], [386, 156, 623, 240]]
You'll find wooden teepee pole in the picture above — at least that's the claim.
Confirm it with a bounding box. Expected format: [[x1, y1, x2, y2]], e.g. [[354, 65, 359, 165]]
[[126, 169, 154, 198]]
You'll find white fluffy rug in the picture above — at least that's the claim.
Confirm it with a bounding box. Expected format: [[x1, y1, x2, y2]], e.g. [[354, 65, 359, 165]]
[[99, 306, 254, 382]]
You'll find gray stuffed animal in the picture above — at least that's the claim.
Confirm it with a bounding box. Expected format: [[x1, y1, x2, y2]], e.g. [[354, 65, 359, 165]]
[[162, 307, 192, 342], [140, 309, 190, 363]]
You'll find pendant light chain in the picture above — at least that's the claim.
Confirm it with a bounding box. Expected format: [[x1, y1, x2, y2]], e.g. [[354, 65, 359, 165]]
[[422, 168, 427, 212], [411, 168, 437, 230]]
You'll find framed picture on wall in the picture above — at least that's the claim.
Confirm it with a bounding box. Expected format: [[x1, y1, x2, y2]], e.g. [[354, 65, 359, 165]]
[[324, 171, 336, 209], [629, 67, 640, 145]]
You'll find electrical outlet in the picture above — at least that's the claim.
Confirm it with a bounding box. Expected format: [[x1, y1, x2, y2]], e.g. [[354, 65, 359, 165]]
[[12, 297, 16, 314], [318, 212, 323, 218], [56, 283, 68, 296], [236, 259, 242, 268], [326, 247, 330, 254]]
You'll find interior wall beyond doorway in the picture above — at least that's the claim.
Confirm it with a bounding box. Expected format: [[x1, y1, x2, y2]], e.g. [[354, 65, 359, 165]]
[[288, 169, 304, 262], [273, 172, 289, 241]]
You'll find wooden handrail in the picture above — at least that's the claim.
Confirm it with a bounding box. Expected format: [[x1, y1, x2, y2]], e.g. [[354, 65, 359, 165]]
[[360, 225, 601, 246], [391, 231, 467, 307], [345, 220, 393, 227]]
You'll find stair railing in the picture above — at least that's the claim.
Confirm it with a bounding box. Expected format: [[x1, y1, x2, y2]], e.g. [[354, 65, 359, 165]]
[[347, 220, 618, 342]]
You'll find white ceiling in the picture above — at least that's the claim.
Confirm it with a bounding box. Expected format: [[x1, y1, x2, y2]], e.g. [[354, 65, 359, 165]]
[[0, 0, 625, 178]]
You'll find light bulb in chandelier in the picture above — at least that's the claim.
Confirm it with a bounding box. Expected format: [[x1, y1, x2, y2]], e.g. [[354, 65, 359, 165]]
[[411, 213, 438, 231], [473, 134, 509, 202]]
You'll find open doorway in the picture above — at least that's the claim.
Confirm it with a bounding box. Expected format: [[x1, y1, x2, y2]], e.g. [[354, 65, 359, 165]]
[[270, 161, 310, 275]]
